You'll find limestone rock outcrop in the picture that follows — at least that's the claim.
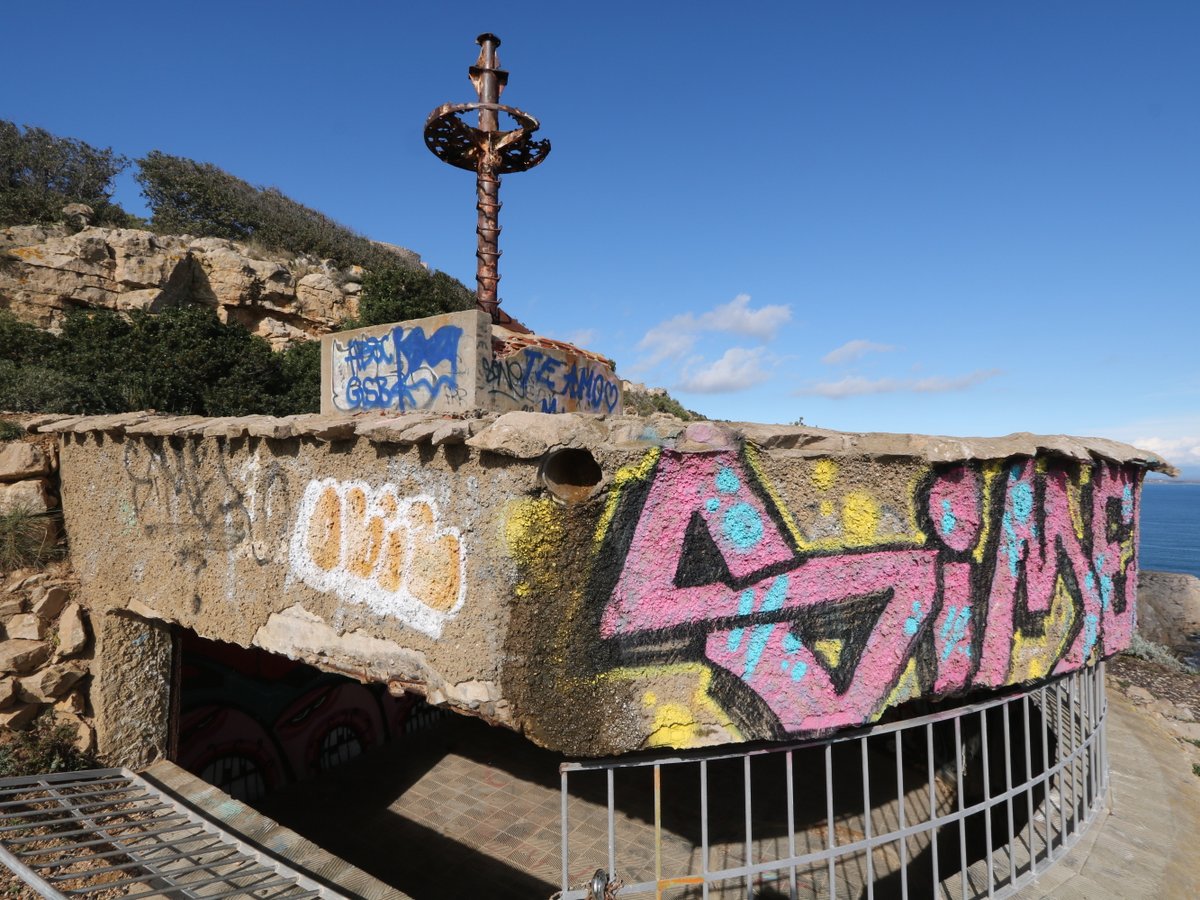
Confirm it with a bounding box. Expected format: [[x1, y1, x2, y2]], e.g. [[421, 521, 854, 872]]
[[1137, 570, 1200, 646], [0, 225, 422, 347]]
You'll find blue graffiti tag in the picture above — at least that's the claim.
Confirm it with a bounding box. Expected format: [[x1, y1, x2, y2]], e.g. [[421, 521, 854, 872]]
[[481, 347, 620, 413], [334, 324, 463, 411]]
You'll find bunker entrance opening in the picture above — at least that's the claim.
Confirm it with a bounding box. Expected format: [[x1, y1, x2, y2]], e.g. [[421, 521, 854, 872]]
[[174, 632, 434, 804], [166, 633, 1105, 900]]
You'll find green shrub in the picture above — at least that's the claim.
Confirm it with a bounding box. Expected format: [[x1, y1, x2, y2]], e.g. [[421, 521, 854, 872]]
[[1123, 632, 1197, 674], [0, 505, 58, 571], [350, 264, 474, 329], [277, 339, 322, 415], [0, 713, 98, 778], [0, 121, 131, 227], [51, 307, 294, 416], [0, 310, 58, 367], [623, 387, 704, 421], [0, 420, 24, 441]]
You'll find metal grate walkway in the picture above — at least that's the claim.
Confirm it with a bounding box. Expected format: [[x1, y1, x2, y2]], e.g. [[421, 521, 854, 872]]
[[0, 767, 349, 899]]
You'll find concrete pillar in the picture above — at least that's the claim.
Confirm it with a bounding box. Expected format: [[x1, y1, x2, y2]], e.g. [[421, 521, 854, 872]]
[[92, 612, 173, 769]]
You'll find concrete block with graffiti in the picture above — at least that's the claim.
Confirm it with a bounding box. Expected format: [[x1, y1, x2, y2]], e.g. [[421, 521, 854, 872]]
[[321, 309, 622, 416], [46, 412, 1168, 762]]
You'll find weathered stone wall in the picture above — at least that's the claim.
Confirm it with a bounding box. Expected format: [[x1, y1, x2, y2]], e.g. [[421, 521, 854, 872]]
[[35, 411, 1167, 759], [0, 434, 94, 751]]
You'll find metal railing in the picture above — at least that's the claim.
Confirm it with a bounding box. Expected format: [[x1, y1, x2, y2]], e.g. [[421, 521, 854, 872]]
[[557, 663, 1107, 899]]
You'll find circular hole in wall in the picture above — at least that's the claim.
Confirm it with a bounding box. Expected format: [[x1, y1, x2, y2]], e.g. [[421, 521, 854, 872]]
[[540, 448, 603, 504]]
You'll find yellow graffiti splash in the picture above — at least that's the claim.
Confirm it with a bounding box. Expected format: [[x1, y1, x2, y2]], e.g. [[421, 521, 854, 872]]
[[1066, 470, 1087, 541], [600, 663, 743, 749], [812, 458, 838, 490], [505, 498, 563, 600], [973, 461, 1003, 564], [1009, 575, 1078, 682], [593, 448, 661, 545], [744, 443, 806, 548], [881, 657, 921, 713], [842, 491, 881, 545], [814, 638, 843, 669]]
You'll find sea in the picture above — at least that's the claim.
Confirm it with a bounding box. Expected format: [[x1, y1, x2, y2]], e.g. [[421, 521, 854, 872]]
[[1139, 482, 1200, 578]]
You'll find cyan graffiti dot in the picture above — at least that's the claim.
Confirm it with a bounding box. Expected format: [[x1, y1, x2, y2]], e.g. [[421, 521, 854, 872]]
[[705, 497, 720, 514], [904, 606, 921, 636], [723, 502, 764, 551], [791, 659, 808, 682], [715, 466, 740, 495], [940, 498, 957, 534], [780, 659, 790, 673]]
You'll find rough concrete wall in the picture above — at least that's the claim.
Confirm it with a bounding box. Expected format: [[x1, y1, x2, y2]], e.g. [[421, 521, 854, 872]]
[[321, 310, 623, 416], [91, 612, 172, 767], [506, 441, 1145, 753], [43, 411, 1165, 757], [322, 311, 491, 415]]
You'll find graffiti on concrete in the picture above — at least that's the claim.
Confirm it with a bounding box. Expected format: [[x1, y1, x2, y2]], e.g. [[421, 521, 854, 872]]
[[330, 323, 465, 412], [289, 478, 467, 638], [585, 447, 1138, 741], [121, 440, 294, 574], [482, 347, 621, 414]]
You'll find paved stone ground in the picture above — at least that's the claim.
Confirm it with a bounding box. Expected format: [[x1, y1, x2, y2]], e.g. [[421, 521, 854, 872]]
[[249, 679, 1200, 900], [1015, 689, 1200, 900]]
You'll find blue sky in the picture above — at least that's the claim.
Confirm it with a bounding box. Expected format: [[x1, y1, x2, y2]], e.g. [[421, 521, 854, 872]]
[[5, 2, 1198, 468]]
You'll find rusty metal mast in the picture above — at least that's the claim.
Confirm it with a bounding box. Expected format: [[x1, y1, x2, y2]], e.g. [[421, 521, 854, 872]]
[[424, 33, 551, 322]]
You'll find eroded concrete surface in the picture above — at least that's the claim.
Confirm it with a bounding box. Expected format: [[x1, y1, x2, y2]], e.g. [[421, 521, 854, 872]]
[[38, 410, 1169, 758]]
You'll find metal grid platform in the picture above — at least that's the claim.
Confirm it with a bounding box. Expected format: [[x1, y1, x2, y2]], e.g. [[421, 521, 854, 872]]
[[0, 768, 348, 899]]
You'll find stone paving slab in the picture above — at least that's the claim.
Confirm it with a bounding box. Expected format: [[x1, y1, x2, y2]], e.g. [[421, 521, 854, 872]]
[[1015, 690, 1200, 900]]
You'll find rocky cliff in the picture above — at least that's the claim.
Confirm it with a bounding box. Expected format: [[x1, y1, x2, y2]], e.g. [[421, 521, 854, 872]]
[[0, 224, 421, 347]]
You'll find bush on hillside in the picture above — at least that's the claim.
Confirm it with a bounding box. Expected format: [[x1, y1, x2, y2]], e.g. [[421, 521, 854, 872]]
[[623, 387, 704, 421], [351, 265, 475, 328], [0, 121, 133, 228], [136, 151, 474, 324], [0, 308, 320, 417]]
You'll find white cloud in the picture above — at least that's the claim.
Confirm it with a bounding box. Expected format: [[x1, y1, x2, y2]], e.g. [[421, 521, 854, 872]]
[[798, 368, 1002, 398], [636, 294, 791, 368], [676, 347, 772, 394], [563, 328, 596, 348], [636, 316, 702, 367], [821, 339, 897, 366], [697, 293, 791, 339], [1131, 435, 1200, 467]]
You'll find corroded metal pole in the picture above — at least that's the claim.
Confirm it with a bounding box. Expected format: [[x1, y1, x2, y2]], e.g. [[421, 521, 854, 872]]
[[424, 33, 550, 322], [471, 35, 504, 314]]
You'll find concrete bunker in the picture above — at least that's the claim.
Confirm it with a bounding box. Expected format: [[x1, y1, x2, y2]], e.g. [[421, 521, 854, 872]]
[[10, 400, 1169, 898]]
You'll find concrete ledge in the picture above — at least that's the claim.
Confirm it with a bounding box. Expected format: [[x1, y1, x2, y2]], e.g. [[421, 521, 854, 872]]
[[21, 410, 1174, 471]]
